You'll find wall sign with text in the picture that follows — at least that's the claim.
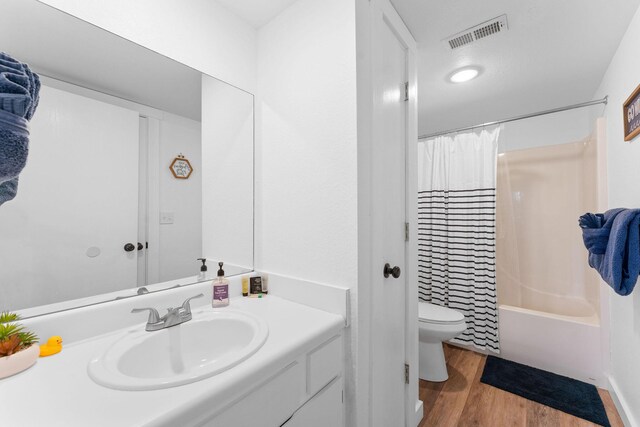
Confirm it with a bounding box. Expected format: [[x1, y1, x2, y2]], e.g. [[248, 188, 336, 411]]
[[170, 154, 193, 179], [624, 83, 640, 142]]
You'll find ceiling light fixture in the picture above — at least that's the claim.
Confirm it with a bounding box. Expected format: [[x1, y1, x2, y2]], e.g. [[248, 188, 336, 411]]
[[449, 67, 480, 83]]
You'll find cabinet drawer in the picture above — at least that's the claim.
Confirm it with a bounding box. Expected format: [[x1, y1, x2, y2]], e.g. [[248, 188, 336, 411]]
[[307, 335, 342, 396]]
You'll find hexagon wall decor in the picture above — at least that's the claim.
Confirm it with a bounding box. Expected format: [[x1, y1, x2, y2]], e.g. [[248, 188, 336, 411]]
[[169, 154, 193, 179]]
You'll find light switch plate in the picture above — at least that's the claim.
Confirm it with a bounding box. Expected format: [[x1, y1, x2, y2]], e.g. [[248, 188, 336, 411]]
[[160, 212, 174, 224]]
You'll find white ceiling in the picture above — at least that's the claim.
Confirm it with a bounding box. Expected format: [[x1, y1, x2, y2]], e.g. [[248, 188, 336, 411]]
[[215, 0, 300, 28], [18, 0, 635, 132], [390, 0, 640, 136]]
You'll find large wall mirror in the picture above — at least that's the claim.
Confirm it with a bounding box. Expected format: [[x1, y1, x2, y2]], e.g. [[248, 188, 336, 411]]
[[0, 0, 254, 317]]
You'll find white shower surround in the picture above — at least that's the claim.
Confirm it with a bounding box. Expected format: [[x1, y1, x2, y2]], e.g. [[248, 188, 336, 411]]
[[495, 121, 605, 387]]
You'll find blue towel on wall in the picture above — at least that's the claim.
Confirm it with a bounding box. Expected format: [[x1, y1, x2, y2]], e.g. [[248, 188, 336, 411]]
[[579, 209, 624, 255], [0, 51, 40, 206], [0, 109, 30, 205], [579, 209, 640, 295], [0, 110, 29, 179], [0, 53, 40, 119], [0, 177, 18, 205]]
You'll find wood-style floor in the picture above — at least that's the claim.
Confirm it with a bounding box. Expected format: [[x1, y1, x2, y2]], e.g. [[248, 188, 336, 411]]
[[419, 345, 624, 427]]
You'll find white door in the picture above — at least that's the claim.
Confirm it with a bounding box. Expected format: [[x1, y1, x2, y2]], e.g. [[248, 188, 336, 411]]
[[371, 11, 408, 427], [0, 84, 140, 310]]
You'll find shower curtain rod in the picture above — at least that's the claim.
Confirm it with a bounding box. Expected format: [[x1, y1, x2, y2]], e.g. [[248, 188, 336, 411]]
[[418, 96, 608, 140]]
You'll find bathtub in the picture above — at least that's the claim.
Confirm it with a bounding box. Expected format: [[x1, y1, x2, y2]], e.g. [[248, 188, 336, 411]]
[[498, 297, 603, 387]]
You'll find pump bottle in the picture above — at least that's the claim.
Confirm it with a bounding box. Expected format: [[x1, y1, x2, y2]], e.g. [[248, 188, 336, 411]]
[[197, 258, 208, 281], [212, 262, 230, 307]]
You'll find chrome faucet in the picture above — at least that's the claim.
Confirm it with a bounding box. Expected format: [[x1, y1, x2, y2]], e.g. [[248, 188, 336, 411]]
[[131, 293, 204, 332]]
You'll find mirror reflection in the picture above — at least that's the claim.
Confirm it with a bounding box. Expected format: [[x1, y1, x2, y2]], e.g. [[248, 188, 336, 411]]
[[0, 0, 254, 317]]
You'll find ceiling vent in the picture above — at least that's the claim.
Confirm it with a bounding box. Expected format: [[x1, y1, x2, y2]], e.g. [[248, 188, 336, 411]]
[[444, 15, 508, 50]]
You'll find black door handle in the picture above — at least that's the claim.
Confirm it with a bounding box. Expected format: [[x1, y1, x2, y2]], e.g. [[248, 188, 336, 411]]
[[137, 242, 144, 251], [124, 243, 135, 252], [384, 263, 401, 279]]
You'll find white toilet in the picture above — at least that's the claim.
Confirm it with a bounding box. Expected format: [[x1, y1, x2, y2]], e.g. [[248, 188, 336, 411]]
[[418, 302, 467, 382]]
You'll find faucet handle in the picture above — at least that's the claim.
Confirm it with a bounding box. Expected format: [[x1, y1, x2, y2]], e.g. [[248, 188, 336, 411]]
[[180, 293, 204, 315], [131, 307, 161, 324]]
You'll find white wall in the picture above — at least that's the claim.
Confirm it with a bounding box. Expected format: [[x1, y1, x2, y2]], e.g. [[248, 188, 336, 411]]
[[37, 0, 257, 93], [255, 0, 358, 298], [255, 0, 358, 423], [593, 5, 640, 425], [158, 114, 203, 282], [497, 107, 595, 153]]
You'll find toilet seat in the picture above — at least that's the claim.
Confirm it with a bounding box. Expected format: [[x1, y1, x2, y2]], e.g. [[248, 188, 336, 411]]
[[419, 302, 465, 325]]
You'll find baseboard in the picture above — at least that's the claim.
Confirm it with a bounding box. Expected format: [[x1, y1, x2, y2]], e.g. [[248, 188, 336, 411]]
[[607, 375, 636, 427], [414, 399, 424, 426]]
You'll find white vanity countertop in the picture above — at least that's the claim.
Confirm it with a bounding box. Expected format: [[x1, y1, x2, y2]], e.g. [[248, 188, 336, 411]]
[[0, 296, 344, 427]]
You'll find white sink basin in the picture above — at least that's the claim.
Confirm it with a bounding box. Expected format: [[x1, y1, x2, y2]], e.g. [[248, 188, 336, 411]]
[[88, 309, 268, 390]]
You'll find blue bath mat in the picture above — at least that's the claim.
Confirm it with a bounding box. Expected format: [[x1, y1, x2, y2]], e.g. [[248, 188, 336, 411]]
[[481, 356, 610, 427]]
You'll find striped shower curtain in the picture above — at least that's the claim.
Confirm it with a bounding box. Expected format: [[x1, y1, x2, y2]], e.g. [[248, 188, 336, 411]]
[[418, 128, 500, 353]]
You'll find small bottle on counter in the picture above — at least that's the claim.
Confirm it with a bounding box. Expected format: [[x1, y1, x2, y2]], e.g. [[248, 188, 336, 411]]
[[249, 276, 263, 295], [212, 262, 229, 308], [242, 276, 249, 297], [261, 274, 269, 294]]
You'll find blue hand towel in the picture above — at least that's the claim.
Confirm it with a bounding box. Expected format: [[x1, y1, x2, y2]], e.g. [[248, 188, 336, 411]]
[[580, 209, 640, 295], [0, 177, 18, 205], [0, 109, 29, 185], [0, 52, 40, 206], [0, 52, 40, 119], [579, 209, 624, 255]]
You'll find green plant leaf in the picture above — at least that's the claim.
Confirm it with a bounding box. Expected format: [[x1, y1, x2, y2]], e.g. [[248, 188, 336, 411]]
[[0, 311, 20, 324], [0, 311, 38, 356], [0, 323, 23, 341], [17, 331, 38, 347]]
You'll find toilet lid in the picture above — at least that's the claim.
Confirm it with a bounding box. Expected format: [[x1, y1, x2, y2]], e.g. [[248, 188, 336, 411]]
[[418, 302, 465, 325]]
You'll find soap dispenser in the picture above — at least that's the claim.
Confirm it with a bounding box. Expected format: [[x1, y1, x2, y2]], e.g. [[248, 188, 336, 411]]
[[212, 262, 229, 308], [197, 258, 208, 281]]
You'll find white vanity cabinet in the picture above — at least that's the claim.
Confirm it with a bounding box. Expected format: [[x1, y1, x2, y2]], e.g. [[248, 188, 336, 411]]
[[203, 334, 344, 427], [282, 378, 343, 427], [2, 295, 347, 427]]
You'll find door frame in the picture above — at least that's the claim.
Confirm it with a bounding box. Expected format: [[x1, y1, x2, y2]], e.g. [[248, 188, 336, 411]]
[[357, 0, 419, 425], [141, 116, 162, 286], [137, 116, 149, 287]]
